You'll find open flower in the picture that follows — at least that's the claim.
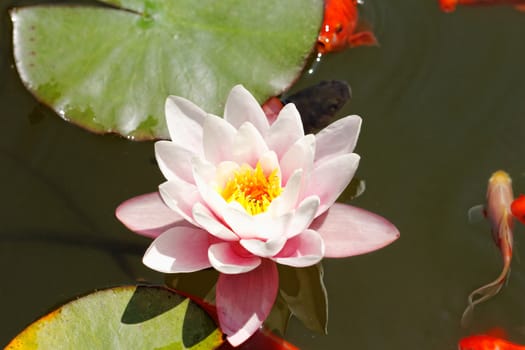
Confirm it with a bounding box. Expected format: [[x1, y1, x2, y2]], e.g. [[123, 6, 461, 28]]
[[116, 85, 399, 346]]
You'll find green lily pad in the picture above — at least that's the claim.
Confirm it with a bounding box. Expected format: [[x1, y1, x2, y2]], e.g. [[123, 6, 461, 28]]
[[279, 263, 328, 334], [11, 0, 323, 140], [5, 285, 223, 349]]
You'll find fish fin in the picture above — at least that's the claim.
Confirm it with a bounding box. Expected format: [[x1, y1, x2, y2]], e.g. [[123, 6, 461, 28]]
[[348, 20, 379, 47], [348, 31, 379, 48], [499, 212, 514, 262], [468, 204, 486, 224], [515, 4, 525, 12]]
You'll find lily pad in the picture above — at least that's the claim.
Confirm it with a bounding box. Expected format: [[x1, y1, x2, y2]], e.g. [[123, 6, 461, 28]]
[[11, 0, 323, 140], [5, 285, 223, 349], [279, 264, 328, 334]]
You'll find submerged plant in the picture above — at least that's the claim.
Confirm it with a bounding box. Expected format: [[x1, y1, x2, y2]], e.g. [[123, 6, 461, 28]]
[[116, 85, 399, 346]]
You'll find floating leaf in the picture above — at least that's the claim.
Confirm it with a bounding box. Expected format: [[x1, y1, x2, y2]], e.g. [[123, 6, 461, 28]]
[[11, 0, 323, 139], [6, 285, 223, 349], [264, 293, 292, 336], [278, 264, 328, 334]]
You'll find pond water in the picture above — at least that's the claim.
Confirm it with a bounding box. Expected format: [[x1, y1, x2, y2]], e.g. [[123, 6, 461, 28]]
[[2, 0, 525, 349]]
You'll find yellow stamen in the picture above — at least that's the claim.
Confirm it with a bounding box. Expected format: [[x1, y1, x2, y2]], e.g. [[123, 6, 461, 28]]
[[220, 162, 282, 215]]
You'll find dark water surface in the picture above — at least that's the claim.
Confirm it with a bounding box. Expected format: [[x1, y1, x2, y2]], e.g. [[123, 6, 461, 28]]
[[2, 1, 525, 349]]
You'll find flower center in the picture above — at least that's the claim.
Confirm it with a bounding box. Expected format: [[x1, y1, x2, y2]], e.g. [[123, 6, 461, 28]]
[[220, 162, 282, 215]]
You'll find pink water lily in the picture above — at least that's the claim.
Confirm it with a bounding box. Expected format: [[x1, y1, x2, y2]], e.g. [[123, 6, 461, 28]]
[[116, 85, 399, 346]]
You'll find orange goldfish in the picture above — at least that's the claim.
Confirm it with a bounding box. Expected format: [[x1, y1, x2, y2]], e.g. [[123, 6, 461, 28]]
[[511, 194, 525, 225], [439, 0, 525, 12], [459, 334, 525, 350], [461, 170, 515, 326], [317, 0, 378, 53]]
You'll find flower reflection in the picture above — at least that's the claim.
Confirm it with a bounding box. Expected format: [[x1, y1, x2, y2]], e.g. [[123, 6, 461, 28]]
[[116, 85, 399, 346]]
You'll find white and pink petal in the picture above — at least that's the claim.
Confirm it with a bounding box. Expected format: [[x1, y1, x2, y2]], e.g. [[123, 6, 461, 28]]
[[258, 151, 281, 179], [267, 169, 302, 217], [216, 259, 278, 346], [240, 237, 287, 258], [272, 229, 325, 267], [192, 203, 238, 241], [159, 179, 201, 225], [265, 103, 304, 158], [192, 158, 232, 220], [231, 122, 269, 167], [315, 115, 362, 163], [208, 242, 261, 274], [286, 195, 320, 238], [154, 141, 195, 183], [310, 203, 399, 257], [279, 134, 315, 185], [221, 206, 257, 239], [214, 161, 240, 189], [202, 113, 237, 164], [220, 203, 290, 241], [165, 95, 206, 155], [252, 211, 292, 241], [115, 192, 187, 238], [302, 153, 360, 217], [224, 85, 270, 134], [143, 227, 212, 273]]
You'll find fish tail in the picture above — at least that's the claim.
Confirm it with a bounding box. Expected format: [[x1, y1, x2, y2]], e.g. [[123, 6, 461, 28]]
[[461, 279, 505, 327], [461, 215, 513, 327]]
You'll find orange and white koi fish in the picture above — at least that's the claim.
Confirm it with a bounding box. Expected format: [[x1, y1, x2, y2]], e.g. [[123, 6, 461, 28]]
[[511, 194, 525, 225], [317, 0, 378, 53], [439, 0, 525, 13], [461, 170, 515, 326], [459, 333, 525, 350]]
